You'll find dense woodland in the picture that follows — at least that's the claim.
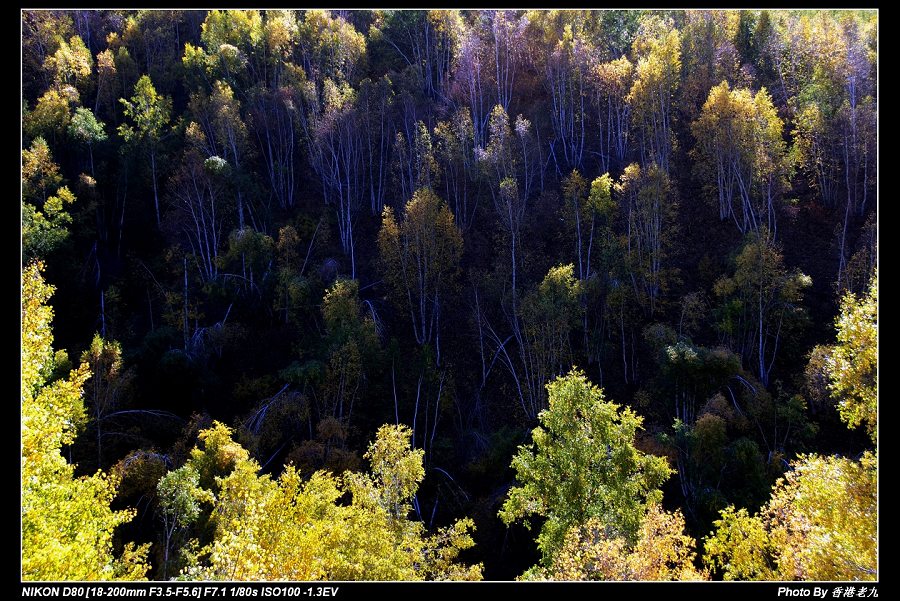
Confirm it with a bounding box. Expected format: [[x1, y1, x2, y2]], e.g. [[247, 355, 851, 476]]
[[21, 9, 877, 581]]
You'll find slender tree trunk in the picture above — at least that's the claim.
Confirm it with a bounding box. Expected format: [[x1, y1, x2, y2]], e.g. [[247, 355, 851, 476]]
[[96, 405, 103, 470], [163, 525, 171, 580], [100, 289, 107, 338], [838, 189, 852, 289], [183, 256, 189, 348], [151, 151, 160, 226]]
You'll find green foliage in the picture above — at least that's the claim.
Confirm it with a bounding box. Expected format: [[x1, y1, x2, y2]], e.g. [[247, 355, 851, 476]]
[[705, 271, 878, 580], [500, 369, 673, 565], [22, 188, 76, 260], [520, 265, 582, 397], [119, 75, 171, 146], [588, 173, 614, 216], [81, 334, 135, 467], [22, 137, 77, 260], [22, 137, 62, 202], [298, 10, 366, 83], [273, 224, 311, 324], [201, 10, 263, 51], [68, 107, 108, 146], [322, 279, 376, 347], [714, 233, 811, 385], [347, 424, 425, 521], [704, 506, 776, 580], [614, 162, 676, 314], [627, 15, 681, 170], [157, 465, 214, 578], [320, 278, 379, 424]]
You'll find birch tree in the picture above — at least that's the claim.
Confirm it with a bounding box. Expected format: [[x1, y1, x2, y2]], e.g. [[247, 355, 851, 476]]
[[22, 263, 149, 581], [627, 16, 681, 174], [119, 74, 171, 226], [379, 188, 463, 365], [692, 82, 789, 240]]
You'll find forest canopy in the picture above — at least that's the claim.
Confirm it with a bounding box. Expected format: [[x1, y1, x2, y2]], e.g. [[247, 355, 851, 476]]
[[21, 9, 876, 582]]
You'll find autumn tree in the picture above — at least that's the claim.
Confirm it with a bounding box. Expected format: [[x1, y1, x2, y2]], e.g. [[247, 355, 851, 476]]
[[321, 279, 379, 426], [486, 10, 526, 112], [25, 84, 80, 142], [704, 453, 876, 581], [22, 28, 92, 142], [273, 224, 312, 324], [781, 13, 876, 285], [692, 82, 789, 239], [184, 10, 297, 214], [119, 74, 171, 226], [627, 15, 681, 173], [660, 375, 775, 526], [16, 9, 879, 584], [393, 120, 439, 206], [22, 137, 78, 261], [500, 369, 672, 567], [81, 335, 134, 469], [804, 269, 877, 445], [434, 109, 478, 231], [358, 76, 394, 215], [119, 11, 194, 93], [478, 104, 535, 302], [579, 173, 620, 364], [167, 122, 231, 282], [379, 188, 463, 365], [527, 10, 594, 172], [344, 424, 482, 581], [591, 55, 633, 173], [247, 83, 299, 211], [22, 136, 61, 204], [23, 11, 77, 96], [615, 162, 676, 315], [68, 107, 107, 177], [543, 504, 706, 581], [373, 10, 462, 105], [826, 270, 877, 442], [168, 422, 481, 580], [94, 49, 118, 116], [517, 265, 582, 419], [291, 11, 368, 274], [44, 34, 93, 90], [452, 23, 489, 148], [561, 170, 589, 281], [189, 9, 263, 88], [200, 81, 253, 230], [679, 10, 740, 119], [714, 233, 811, 387], [157, 465, 212, 579], [704, 269, 877, 580], [22, 263, 149, 580]]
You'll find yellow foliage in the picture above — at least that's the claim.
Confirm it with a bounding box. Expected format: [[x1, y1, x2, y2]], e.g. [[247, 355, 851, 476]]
[[177, 422, 481, 581], [827, 271, 877, 441], [547, 504, 706, 581], [705, 453, 877, 581], [22, 263, 149, 580]]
